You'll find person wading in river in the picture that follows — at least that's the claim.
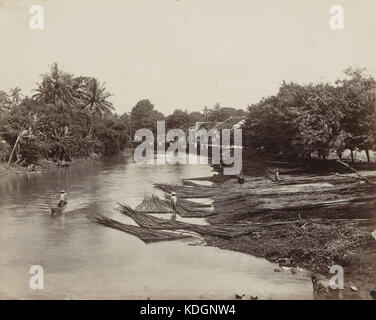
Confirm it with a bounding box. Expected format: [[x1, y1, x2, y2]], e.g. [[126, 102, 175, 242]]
[[58, 190, 67, 207], [170, 192, 177, 221]]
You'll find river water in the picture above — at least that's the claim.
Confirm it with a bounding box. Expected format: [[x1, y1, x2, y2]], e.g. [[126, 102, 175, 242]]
[[0, 152, 312, 299]]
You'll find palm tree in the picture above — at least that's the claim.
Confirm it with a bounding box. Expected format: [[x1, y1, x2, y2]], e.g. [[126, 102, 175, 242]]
[[33, 63, 76, 109], [82, 78, 114, 136], [9, 87, 22, 105], [0, 90, 10, 113]]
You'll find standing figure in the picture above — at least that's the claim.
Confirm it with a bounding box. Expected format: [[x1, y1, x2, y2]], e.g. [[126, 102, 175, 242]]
[[275, 169, 280, 181], [170, 192, 177, 220]]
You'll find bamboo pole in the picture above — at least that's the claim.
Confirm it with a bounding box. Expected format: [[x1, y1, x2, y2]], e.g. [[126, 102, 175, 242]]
[[337, 159, 375, 185], [7, 134, 21, 168]]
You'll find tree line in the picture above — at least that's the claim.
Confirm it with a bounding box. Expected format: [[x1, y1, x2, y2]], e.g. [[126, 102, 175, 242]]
[[243, 68, 376, 163], [0, 63, 246, 166], [1, 64, 374, 166], [127, 100, 247, 135], [0, 63, 130, 165]]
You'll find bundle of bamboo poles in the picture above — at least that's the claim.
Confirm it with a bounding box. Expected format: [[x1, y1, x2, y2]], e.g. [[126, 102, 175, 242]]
[[178, 198, 212, 208], [117, 203, 254, 239], [214, 189, 376, 216], [182, 179, 213, 187], [154, 183, 217, 198], [176, 201, 215, 217], [133, 194, 214, 217], [90, 215, 192, 243], [118, 203, 188, 229], [212, 171, 376, 217], [135, 195, 172, 213], [163, 193, 216, 217]]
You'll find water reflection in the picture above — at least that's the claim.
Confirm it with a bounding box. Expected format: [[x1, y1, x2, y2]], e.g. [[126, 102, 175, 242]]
[[0, 152, 313, 299]]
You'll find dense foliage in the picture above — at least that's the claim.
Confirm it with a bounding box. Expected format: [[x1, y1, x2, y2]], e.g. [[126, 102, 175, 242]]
[[2, 63, 372, 166], [243, 68, 376, 162], [0, 63, 130, 165], [128, 102, 247, 134]]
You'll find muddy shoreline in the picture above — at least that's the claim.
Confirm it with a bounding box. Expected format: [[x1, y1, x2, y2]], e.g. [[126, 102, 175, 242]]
[[200, 166, 376, 300]]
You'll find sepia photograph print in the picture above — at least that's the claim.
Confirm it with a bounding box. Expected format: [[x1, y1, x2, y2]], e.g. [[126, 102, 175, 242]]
[[0, 0, 375, 308]]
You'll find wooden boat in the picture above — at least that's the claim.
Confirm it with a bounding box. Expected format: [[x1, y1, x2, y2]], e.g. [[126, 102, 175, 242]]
[[51, 202, 67, 215]]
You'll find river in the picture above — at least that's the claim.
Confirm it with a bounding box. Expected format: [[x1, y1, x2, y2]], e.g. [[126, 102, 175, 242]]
[[0, 151, 313, 299]]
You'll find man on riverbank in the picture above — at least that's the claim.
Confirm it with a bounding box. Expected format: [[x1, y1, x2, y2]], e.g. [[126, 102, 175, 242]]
[[275, 169, 280, 181]]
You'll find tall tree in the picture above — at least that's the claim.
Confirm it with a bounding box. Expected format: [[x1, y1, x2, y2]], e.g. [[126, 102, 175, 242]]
[[187, 111, 203, 127], [243, 82, 344, 159], [130, 99, 164, 134], [82, 78, 114, 117], [0, 90, 10, 114], [81, 77, 114, 136], [166, 109, 191, 130], [336, 68, 376, 163], [33, 63, 77, 109], [9, 87, 22, 106]]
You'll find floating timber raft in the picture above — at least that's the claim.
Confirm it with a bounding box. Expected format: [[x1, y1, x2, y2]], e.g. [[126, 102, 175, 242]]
[[90, 215, 192, 243], [117, 203, 253, 239]]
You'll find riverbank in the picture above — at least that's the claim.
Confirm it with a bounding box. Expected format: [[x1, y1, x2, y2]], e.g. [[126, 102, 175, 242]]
[[199, 165, 376, 300], [0, 151, 111, 177], [0, 162, 27, 176], [204, 212, 375, 299]]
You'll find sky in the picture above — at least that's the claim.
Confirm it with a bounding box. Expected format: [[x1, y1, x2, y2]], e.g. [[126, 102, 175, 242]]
[[0, 0, 375, 115]]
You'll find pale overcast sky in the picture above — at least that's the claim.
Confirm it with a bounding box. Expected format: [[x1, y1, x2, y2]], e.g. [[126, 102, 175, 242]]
[[0, 0, 375, 115]]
